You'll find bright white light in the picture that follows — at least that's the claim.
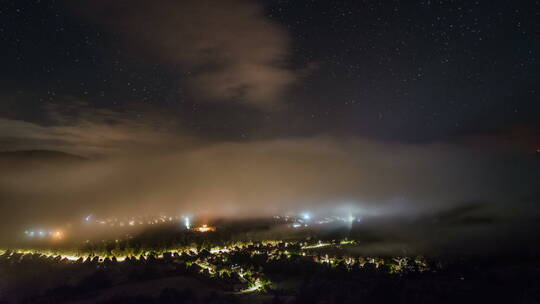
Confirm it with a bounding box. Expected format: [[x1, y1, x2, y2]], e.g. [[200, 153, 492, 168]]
[[183, 216, 191, 229], [85, 214, 92, 221], [292, 223, 301, 228], [302, 213, 311, 220]]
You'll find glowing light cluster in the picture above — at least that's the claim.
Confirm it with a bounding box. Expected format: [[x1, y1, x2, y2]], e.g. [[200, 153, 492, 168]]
[[239, 279, 265, 293], [302, 241, 331, 249], [85, 214, 181, 228], [1, 237, 432, 298], [285, 211, 362, 228], [194, 224, 215, 232], [24, 229, 64, 240]]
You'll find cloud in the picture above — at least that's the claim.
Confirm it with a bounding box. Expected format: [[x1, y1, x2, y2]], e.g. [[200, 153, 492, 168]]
[[74, 0, 302, 109], [0, 103, 538, 247], [1, 123, 537, 234], [0, 102, 194, 156]]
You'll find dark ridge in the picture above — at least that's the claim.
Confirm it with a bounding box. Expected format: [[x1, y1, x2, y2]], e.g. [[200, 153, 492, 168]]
[[0, 150, 88, 162]]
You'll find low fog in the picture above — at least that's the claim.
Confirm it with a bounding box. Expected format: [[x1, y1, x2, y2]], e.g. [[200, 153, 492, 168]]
[[1, 119, 539, 248], [0, 101, 538, 253]]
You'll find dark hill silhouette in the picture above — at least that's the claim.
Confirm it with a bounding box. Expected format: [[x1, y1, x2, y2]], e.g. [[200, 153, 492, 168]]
[[0, 150, 87, 161], [0, 150, 87, 169]]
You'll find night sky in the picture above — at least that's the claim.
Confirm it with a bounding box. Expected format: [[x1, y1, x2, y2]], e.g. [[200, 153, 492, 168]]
[[0, 0, 539, 241], [1, 0, 538, 144]]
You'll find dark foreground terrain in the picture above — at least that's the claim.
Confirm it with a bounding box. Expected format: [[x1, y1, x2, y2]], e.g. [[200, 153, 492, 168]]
[[1, 238, 540, 304]]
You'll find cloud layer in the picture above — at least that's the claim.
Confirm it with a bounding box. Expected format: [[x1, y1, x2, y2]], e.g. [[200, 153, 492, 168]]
[[76, 0, 301, 109], [1, 111, 538, 234], [0, 103, 191, 156], [0, 103, 538, 248]]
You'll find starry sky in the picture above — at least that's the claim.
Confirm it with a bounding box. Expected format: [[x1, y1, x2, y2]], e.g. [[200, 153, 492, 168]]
[[1, 0, 538, 145], [0, 0, 539, 239]]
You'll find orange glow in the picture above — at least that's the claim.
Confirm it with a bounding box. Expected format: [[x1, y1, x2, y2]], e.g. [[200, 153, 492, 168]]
[[52, 230, 64, 240], [194, 224, 215, 232]]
